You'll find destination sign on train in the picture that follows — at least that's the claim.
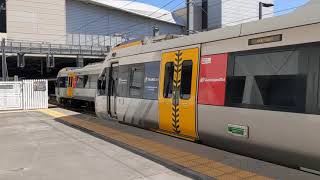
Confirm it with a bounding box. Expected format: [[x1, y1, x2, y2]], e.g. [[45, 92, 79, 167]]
[[248, 34, 282, 45]]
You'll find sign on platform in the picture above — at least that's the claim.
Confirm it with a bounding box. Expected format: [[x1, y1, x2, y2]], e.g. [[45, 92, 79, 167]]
[[33, 81, 47, 91]]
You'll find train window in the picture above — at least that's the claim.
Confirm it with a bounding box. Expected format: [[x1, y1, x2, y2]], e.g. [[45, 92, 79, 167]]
[[163, 62, 174, 98], [226, 76, 246, 104], [234, 50, 299, 76], [66, 77, 69, 87], [58, 77, 67, 88], [62, 77, 67, 88], [108, 66, 119, 97], [68, 77, 72, 87], [254, 75, 306, 111], [227, 75, 306, 112], [57, 77, 61, 88], [88, 75, 98, 89], [118, 65, 129, 97], [84, 76, 90, 89], [76, 75, 88, 88], [144, 62, 160, 100], [226, 48, 308, 113], [180, 60, 193, 100], [97, 68, 108, 96], [129, 65, 144, 98]]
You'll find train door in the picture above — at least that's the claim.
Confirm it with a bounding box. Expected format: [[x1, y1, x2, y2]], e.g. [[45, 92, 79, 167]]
[[56, 77, 60, 96], [159, 48, 199, 140], [108, 62, 119, 118], [67, 73, 76, 98]]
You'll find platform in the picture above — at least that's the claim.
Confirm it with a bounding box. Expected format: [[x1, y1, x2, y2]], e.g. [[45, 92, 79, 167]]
[[1, 108, 319, 180], [0, 110, 189, 180]]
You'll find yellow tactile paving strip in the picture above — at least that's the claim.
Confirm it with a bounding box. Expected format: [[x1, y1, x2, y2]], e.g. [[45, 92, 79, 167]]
[[39, 109, 274, 180]]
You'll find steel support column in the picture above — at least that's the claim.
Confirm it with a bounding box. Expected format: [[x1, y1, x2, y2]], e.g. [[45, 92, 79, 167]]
[[1, 38, 7, 81]]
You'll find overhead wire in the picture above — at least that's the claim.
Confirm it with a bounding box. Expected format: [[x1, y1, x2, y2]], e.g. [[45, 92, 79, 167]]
[[56, 0, 140, 43], [108, 0, 238, 38], [86, 0, 209, 46], [111, 1, 312, 48], [68, 0, 310, 47], [80, 0, 186, 46], [52, 0, 229, 46], [87, 0, 186, 34], [115, 0, 245, 40], [121, 0, 306, 37], [97, 0, 232, 37], [59, 0, 185, 45]]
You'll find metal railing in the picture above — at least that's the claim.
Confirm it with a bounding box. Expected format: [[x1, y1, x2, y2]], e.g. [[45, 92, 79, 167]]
[[66, 33, 127, 48], [3, 39, 110, 57]]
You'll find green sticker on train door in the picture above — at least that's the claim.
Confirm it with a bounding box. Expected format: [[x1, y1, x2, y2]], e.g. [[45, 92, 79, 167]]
[[227, 124, 249, 138]]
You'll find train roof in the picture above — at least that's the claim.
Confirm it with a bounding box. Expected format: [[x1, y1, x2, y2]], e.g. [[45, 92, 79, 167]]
[[58, 63, 103, 76], [110, 0, 320, 59], [58, 67, 80, 74], [73, 62, 103, 73]]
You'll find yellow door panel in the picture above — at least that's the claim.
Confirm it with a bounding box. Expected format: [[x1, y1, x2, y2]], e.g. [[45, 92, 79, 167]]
[[159, 48, 199, 140], [67, 73, 76, 98]]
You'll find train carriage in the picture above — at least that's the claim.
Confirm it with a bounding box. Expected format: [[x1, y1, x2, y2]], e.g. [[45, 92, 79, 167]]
[[95, 1, 320, 173], [56, 63, 102, 107]]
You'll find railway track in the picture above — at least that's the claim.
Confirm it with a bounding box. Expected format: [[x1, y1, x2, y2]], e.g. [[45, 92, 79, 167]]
[[49, 98, 96, 117]]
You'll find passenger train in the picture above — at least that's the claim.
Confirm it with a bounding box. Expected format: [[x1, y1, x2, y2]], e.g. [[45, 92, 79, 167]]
[[56, 63, 102, 108], [58, 1, 320, 173]]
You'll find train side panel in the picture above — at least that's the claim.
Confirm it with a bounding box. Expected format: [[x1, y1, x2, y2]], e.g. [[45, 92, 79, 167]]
[[95, 67, 109, 119], [72, 88, 96, 102], [95, 95, 108, 119], [197, 43, 320, 171], [117, 97, 159, 129], [198, 105, 320, 170]]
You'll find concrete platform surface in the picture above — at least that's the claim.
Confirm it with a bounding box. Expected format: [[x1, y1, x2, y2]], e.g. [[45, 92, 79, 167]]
[[38, 107, 320, 180], [0, 110, 190, 180]]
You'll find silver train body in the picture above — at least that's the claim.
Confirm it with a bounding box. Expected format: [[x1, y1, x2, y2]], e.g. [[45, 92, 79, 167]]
[[93, 1, 320, 172], [56, 63, 102, 107]]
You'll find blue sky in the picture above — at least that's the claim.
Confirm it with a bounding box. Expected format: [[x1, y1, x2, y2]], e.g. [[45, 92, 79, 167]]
[[275, 0, 309, 11], [136, 0, 310, 13]]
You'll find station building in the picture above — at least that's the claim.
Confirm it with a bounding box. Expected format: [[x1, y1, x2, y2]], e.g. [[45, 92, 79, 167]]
[[0, 0, 184, 93], [0, 0, 184, 46], [186, 0, 274, 32]]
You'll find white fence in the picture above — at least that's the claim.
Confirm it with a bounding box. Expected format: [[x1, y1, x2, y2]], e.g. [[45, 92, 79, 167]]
[[0, 82, 23, 110], [23, 80, 48, 110], [0, 79, 48, 111]]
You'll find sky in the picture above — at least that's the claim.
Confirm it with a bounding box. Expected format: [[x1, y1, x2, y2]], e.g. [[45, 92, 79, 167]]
[[136, 0, 311, 14]]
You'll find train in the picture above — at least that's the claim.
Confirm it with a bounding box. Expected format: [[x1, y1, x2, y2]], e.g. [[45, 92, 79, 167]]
[[57, 1, 320, 174], [55, 63, 102, 108]]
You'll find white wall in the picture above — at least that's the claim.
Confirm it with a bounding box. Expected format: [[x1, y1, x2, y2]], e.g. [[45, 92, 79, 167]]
[[221, 0, 274, 27], [6, 0, 67, 44], [204, 0, 274, 30]]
